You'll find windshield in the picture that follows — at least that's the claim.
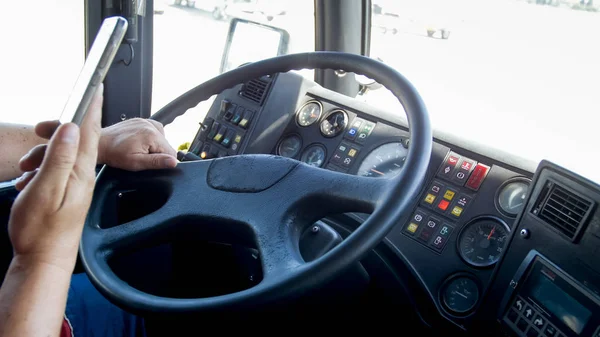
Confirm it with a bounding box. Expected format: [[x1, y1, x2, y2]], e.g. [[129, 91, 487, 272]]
[[366, 0, 599, 181]]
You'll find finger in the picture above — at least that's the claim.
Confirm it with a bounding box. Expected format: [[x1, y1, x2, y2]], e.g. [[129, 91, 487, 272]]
[[130, 153, 178, 171], [72, 84, 103, 184], [146, 119, 166, 135], [19, 144, 47, 172], [15, 169, 38, 191], [31, 123, 80, 203], [35, 120, 61, 140], [152, 134, 177, 158]]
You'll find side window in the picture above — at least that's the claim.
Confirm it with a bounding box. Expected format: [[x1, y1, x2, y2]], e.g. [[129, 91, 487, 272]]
[[153, 0, 315, 149], [0, 1, 84, 125]]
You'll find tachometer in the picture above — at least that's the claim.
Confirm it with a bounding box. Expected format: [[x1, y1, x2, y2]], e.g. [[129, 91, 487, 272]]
[[356, 142, 408, 178], [457, 217, 510, 267]]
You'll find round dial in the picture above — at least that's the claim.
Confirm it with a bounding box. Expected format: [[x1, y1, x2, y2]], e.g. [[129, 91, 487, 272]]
[[441, 276, 480, 315], [458, 218, 510, 267], [320, 110, 348, 138], [296, 101, 322, 127], [277, 135, 302, 158], [356, 142, 408, 178], [300, 144, 326, 167], [497, 178, 531, 217]]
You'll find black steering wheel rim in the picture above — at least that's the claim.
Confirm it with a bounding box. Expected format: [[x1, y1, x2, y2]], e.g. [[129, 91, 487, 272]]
[[80, 52, 432, 313]]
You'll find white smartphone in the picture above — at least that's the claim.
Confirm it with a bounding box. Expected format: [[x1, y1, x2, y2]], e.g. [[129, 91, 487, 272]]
[[59, 16, 128, 125]]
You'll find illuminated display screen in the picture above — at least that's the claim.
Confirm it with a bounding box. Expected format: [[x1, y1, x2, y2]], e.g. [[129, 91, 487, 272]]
[[527, 269, 591, 334]]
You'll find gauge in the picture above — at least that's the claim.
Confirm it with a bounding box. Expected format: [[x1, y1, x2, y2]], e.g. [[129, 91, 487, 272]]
[[458, 218, 510, 267], [320, 110, 348, 138], [300, 144, 326, 167], [277, 135, 302, 158], [296, 101, 322, 127], [441, 275, 480, 315], [356, 142, 408, 178], [496, 178, 531, 217]]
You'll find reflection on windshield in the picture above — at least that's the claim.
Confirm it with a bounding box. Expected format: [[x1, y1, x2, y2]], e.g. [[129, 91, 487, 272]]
[[366, 0, 600, 182]]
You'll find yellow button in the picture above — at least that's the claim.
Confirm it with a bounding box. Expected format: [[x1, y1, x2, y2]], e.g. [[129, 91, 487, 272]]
[[424, 194, 436, 204], [239, 119, 248, 127], [234, 135, 242, 143], [214, 133, 223, 142], [451, 206, 463, 217], [407, 223, 419, 233], [444, 190, 456, 201], [348, 149, 357, 157]]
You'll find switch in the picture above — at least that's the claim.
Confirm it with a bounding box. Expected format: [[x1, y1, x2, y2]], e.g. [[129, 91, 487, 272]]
[[526, 327, 538, 337], [419, 217, 439, 242], [198, 117, 214, 140], [438, 152, 461, 180], [355, 121, 375, 144], [466, 163, 490, 191], [405, 223, 419, 235], [450, 206, 463, 217], [223, 103, 237, 121], [430, 234, 448, 251], [238, 109, 254, 129], [437, 199, 450, 211], [443, 189, 456, 201], [231, 106, 245, 125], [200, 143, 213, 159], [437, 223, 453, 238], [430, 181, 445, 195], [507, 310, 519, 323], [207, 121, 220, 140], [524, 305, 535, 320], [455, 194, 472, 208], [331, 142, 351, 165], [345, 118, 363, 141], [452, 157, 477, 186], [517, 319, 528, 332], [219, 99, 232, 119], [544, 325, 557, 337], [213, 125, 227, 143], [221, 129, 235, 148], [231, 133, 243, 152], [532, 315, 545, 329], [411, 210, 427, 224], [423, 193, 436, 205]]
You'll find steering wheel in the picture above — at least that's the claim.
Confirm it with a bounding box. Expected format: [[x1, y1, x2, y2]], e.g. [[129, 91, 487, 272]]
[[80, 52, 432, 313]]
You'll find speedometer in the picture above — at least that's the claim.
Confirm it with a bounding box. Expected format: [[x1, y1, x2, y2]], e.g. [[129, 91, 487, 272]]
[[356, 142, 408, 178]]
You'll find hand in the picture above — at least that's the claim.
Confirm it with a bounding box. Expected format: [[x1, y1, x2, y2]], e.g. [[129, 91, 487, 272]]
[[19, 118, 177, 177], [9, 85, 103, 270], [98, 118, 178, 171]]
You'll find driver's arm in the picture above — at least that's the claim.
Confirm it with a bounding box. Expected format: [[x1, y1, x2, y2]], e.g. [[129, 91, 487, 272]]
[[0, 124, 47, 182], [0, 87, 103, 336], [0, 117, 178, 183]]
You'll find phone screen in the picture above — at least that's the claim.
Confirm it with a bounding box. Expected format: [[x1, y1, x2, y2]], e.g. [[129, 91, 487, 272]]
[[59, 17, 127, 125]]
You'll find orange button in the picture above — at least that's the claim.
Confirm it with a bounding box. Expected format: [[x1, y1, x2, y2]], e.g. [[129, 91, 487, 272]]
[[438, 199, 450, 211]]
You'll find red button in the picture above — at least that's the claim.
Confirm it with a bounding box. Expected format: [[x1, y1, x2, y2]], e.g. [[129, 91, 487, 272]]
[[466, 163, 490, 191], [447, 154, 460, 166], [437, 199, 450, 211]]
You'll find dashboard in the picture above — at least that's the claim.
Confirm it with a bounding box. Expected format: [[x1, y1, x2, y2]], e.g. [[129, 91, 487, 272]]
[[187, 72, 600, 337]]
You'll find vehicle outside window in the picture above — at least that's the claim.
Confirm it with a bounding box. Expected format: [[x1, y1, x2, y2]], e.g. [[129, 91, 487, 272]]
[[0, 0, 84, 125], [365, 0, 600, 180], [153, 0, 315, 148]]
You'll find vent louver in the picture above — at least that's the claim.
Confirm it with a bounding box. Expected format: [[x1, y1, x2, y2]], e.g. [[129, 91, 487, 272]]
[[532, 180, 593, 240], [240, 77, 271, 105]]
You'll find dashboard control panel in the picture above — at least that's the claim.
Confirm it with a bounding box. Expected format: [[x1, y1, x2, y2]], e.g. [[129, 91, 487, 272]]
[[189, 99, 258, 159], [403, 151, 492, 253]]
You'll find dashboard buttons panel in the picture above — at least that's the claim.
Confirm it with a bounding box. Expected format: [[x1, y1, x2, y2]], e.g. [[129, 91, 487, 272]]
[[504, 297, 566, 337], [404, 207, 455, 252], [190, 99, 256, 158], [452, 157, 477, 185], [345, 118, 363, 141], [439, 153, 460, 179]]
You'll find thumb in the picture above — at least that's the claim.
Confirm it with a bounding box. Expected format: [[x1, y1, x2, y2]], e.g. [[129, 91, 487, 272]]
[[33, 123, 80, 202], [131, 153, 178, 171]]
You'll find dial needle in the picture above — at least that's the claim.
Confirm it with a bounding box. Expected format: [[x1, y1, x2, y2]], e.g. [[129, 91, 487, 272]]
[[370, 168, 385, 176], [487, 226, 496, 240]]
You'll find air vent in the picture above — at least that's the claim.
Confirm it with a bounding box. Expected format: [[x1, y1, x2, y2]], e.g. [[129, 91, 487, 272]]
[[532, 180, 593, 241], [240, 77, 271, 105]]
